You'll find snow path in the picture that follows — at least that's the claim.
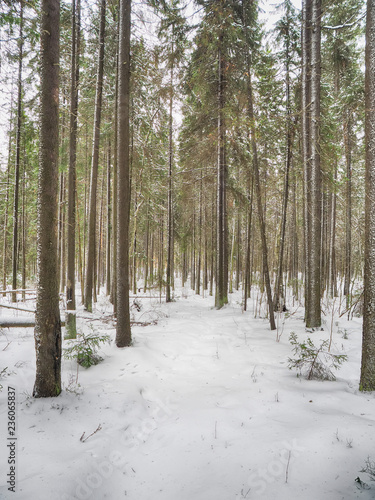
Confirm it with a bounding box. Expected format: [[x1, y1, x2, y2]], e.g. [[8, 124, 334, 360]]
[[0, 288, 375, 499]]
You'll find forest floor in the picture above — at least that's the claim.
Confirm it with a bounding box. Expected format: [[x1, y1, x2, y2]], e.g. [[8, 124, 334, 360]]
[[0, 281, 375, 500]]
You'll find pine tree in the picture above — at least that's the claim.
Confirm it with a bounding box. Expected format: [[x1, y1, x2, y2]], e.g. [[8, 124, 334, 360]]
[[33, 0, 62, 398]]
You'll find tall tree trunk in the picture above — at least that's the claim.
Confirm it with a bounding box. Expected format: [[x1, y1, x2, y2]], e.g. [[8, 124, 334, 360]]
[[106, 142, 112, 296], [33, 0, 62, 398], [244, 177, 254, 312], [360, 0, 375, 392], [248, 80, 276, 331], [274, 40, 294, 311], [84, 0, 106, 312], [115, 0, 132, 347], [66, 0, 80, 338], [215, 39, 228, 309], [303, 0, 322, 329], [243, 0, 275, 330], [302, 0, 312, 321], [21, 164, 26, 301], [12, 2, 24, 303], [166, 42, 174, 303], [111, 40, 119, 310], [2, 122, 12, 295], [344, 108, 352, 304]]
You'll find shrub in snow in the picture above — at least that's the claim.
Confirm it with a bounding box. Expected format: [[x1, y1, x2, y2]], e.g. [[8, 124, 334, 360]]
[[64, 332, 110, 368], [288, 332, 347, 381], [361, 457, 375, 482], [0, 366, 10, 392]]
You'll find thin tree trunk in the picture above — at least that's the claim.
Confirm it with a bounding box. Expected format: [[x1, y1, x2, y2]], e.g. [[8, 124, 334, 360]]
[[166, 41, 174, 303], [243, 1, 275, 330], [116, 0, 132, 347], [12, 2, 24, 303], [274, 47, 294, 311], [111, 39, 119, 310], [106, 142, 111, 296], [2, 121, 12, 295], [144, 208, 149, 292], [60, 173, 66, 293], [21, 164, 26, 301], [84, 0, 106, 312], [244, 177, 254, 311], [66, 0, 80, 338], [215, 39, 228, 309], [33, 0, 62, 398], [344, 109, 352, 304], [97, 167, 105, 296]]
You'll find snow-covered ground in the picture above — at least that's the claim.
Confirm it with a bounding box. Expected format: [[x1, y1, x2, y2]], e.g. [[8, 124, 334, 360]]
[[0, 283, 375, 500]]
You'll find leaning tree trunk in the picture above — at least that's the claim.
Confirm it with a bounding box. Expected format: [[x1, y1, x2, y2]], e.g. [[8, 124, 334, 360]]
[[115, 0, 132, 347], [248, 76, 276, 331], [33, 0, 62, 398], [84, 0, 106, 312], [243, 0, 275, 330], [66, 0, 80, 338], [360, 0, 375, 392]]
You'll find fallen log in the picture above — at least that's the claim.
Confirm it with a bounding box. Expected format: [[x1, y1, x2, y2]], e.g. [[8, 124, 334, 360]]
[[0, 319, 65, 327], [0, 303, 36, 313]]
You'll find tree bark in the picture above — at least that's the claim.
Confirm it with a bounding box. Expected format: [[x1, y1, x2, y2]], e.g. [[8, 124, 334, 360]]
[[115, 0, 132, 347], [302, 0, 322, 329], [360, 0, 375, 391], [33, 0, 62, 398]]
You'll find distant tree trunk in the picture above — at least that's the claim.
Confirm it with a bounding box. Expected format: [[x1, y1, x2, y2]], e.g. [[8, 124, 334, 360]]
[[97, 168, 105, 295], [21, 165, 26, 301], [84, 0, 106, 312], [360, 0, 375, 392], [244, 177, 254, 312], [344, 108, 352, 304], [144, 208, 149, 291], [274, 41, 294, 311], [166, 43, 174, 303], [2, 126, 12, 295], [106, 142, 111, 296], [12, 2, 24, 303], [66, 0, 80, 338], [215, 39, 228, 309], [33, 0, 62, 398], [115, 0, 132, 347], [196, 174, 203, 295]]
